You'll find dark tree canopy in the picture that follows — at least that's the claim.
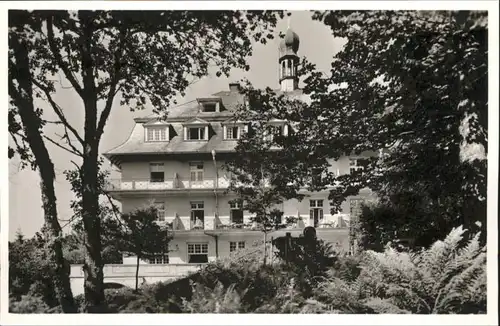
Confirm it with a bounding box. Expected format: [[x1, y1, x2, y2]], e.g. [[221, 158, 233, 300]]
[[9, 9, 285, 311], [227, 11, 488, 246]]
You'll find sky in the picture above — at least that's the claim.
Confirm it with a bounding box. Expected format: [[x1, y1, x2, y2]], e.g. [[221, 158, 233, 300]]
[[8, 10, 346, 240]]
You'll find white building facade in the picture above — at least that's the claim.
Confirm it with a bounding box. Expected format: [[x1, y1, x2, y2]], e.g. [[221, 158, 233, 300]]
[[103, 27, 375, 267]]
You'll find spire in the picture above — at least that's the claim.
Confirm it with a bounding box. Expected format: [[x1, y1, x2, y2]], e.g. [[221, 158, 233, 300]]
[[278, 20, 300, 92]]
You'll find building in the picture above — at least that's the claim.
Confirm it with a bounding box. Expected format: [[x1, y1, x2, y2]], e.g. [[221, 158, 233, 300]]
[[102, 26, 375, 267]]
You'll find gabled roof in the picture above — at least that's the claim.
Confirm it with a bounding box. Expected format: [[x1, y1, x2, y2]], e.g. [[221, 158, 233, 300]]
[[143, 119, 170, 126], [182, 117, 210, 125], [221, 117, 247, 125]]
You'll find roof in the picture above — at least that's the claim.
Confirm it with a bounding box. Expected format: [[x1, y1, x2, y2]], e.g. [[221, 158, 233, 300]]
[[104, 121, 238, 157], [103, 87, 306, 166], [279, 27, 300, 55]]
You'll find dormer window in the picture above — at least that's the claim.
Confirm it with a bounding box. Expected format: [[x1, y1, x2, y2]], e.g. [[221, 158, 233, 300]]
[[272, 125, 285, 138], [145, 124, 169, 142], [349, 158, 364, 174], [222, 119, 248, 140], [187, 127, 206, 140], [226, 126, 239, 140], [197, 98, 223, 113], [183, 118, 210, 141], [265, 121, 288, 141], [203, 103, 217, 112]]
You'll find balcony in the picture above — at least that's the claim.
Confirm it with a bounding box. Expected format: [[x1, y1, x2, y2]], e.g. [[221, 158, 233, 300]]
[[106, 177, 232, 192]]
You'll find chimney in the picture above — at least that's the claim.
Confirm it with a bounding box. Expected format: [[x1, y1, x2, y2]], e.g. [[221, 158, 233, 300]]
[[229, 83, 240, 92]]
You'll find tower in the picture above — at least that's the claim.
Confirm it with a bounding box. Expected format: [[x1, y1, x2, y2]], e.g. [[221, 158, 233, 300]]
[[278, 20, 300, 92]]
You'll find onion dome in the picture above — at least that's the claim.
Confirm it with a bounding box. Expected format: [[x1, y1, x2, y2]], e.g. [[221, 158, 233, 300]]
[[279, 27, 300, 55]]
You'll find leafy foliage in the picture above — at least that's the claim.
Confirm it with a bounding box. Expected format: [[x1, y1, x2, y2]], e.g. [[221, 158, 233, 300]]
[[19, 226, 485, 314], [227, 10, 488, 252], [9, 295, 51, 314], [273, 235, 338, 296], [182, 282, 244, 313], [312, 226, 486, 314], [9, 9, 284, 310], [103, 205, 172, 290], [61, 231, 122, 265], [9, 232, 59, 307], [8, 229, 121, 311], [356, 194, 461, 251]]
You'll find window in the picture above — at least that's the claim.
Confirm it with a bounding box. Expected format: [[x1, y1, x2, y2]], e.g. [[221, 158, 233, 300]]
[[149, 254, 169, 264], [226, 126, 240, 140], [187, 243, 208, 263], [145, 126, 168, 142], [229, 241, 245, 252], [273, 125, 284, 138], [190, 201, 204, 229], [150, 163, 164, 182], [153, 202, 166, 221], [190, 163, 204, 182], [266, 124, 285, 141], [187, 127, 205, 140], [229, 201, 244, 224], [349, 159, 364, 174], [191, 202, 204, 210], [202, 103, 217, 112], [310, 199, 324, 227]]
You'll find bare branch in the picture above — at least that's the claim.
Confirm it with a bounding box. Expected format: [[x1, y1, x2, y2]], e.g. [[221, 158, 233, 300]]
[[60, 215, 80, 230], [55, 130, 83, 157], [70, 160, 81, 171], [43, 119, 64, 125], [32, 79, 85, 146], [96, 28, 127, 140], [46, 15, 83, 96], [104, 192, 124, 225], [43, 135, 82, 157]]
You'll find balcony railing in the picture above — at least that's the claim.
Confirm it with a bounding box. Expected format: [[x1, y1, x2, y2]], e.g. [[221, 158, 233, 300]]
[[106, 177, 232, 191], [151, 214, 351, 232], [215, 222, 257, 230]]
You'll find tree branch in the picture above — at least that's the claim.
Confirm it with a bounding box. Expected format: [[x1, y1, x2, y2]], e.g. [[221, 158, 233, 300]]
[[43, 135, 82, 157], [55, 129, 83, 157], [32, 79, 85, 146], [46, 15, 84, 96], [96, 28, 127, 141]]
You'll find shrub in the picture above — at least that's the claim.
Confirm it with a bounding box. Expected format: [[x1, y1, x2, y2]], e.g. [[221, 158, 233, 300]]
[[9, 295, 50, 313], [190, 260, 289, 312], [312, 226, 487, 314], [329, 253, 363, 283], [356, 192, 462, 252], [104, 287, 140, 312], [182, 282, 243, 313]]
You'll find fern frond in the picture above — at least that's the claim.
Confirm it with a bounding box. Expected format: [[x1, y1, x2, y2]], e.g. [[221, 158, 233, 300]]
[[455, 232, 482, 266], [435, 252, 486, 313], [415, 226, 467, 296], [431, 232, 484, 300]]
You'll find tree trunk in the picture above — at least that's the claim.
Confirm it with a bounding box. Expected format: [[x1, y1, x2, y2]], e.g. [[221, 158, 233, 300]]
[[81, 148, 105, 312], [135, 255, 140, 291], [9, 34, 77, 313], [79, 13, 105, 312]]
